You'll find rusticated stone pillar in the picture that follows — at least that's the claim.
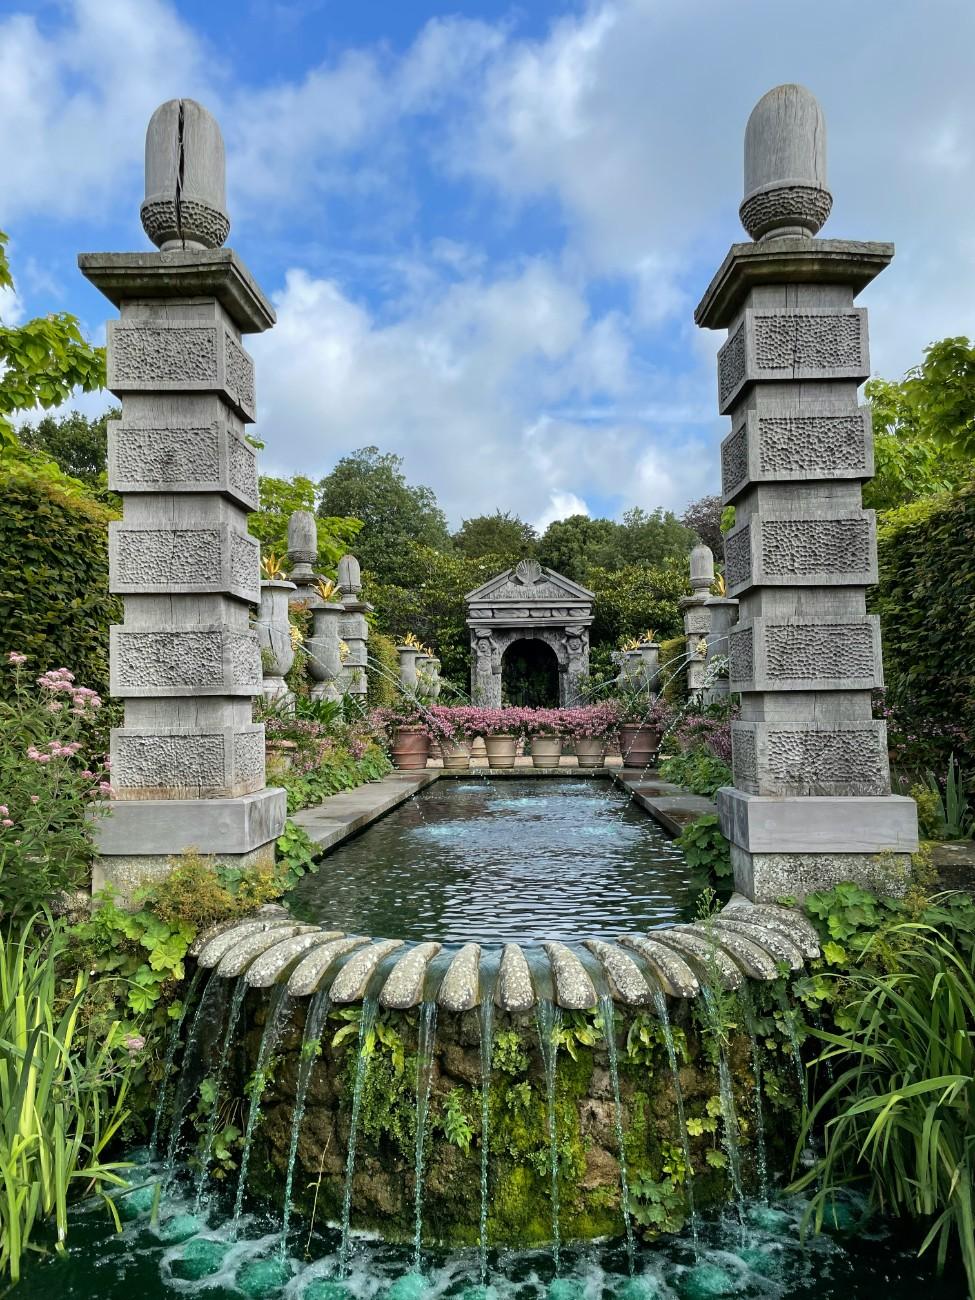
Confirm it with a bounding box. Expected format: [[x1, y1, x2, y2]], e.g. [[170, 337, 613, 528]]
[[81, 98, 285, 898], [703, 595, 738, 701], [336, 554, 370, 696], [695, 83, 917, 901], [680, 544, 714, 700]]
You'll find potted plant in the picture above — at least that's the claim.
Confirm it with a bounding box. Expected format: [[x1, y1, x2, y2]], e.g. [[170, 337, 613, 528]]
[[562, 701, 618, 768], [616, 695, 671, 770], [472, 708, 521, 769], [431, 706, 472, 771], [528, 708, 562, 767], [373, 702, 432, 770]]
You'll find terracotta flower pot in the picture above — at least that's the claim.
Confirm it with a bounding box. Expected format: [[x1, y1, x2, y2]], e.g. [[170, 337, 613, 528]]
[[484, 734, 518, 769], [390, 725, 431, 770], [439, 739, 472, 771], [530, 735, 563, 768], [574, 738, 606, 768], [619, 722, 661, 769]]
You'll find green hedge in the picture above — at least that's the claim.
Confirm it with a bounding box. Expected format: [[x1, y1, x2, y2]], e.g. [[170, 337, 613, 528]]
[[366, 629, 401, 707], [0, 468, 120, 695], [658, 635, 689, 707], [873, 474, 975, 773]]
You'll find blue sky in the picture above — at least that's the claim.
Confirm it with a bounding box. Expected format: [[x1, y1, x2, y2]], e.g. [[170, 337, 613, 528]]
[[2, 0, 975, 528]]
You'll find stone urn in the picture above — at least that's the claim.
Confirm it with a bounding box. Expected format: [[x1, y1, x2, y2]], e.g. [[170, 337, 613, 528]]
[[619, 722, 661, 769], [484, 734, 518, 769], [439, 739, 472, 771], [257, 579, 296, 702], [621, 649, 645, 687], [307, 601, 345, 701], [574, 737, 606, 768], [397, 645, 420, 694], [390, 726, 431, 770], [529, 735, 562, 768]]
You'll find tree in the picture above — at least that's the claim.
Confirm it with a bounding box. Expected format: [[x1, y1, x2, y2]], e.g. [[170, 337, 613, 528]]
[[251, 474, 361, 574], [586, 562, 689, 648], [903, 336, 975, 460], [536, 515, 618, 582], [680, 495, 724, 555], [317, 447, 450, 583], [453, 510, 536, 562], [616, 506, 696, 567], [19, 409, 115, 490], [0, 231, 104, 475], [864, 365, 973, 511]]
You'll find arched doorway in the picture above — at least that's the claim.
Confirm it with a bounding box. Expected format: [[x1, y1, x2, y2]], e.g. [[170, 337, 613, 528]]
[[501, 638, 560, 707]]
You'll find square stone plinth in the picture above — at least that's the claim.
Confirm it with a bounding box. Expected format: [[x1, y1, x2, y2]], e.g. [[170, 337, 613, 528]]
[[730, 843, 912, 904], [718, 787, 919, 855], [93, 786, 286, 858]]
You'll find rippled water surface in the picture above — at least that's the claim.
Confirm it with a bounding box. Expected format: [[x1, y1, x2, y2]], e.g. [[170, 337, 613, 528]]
[[288, 778, 694, 943]]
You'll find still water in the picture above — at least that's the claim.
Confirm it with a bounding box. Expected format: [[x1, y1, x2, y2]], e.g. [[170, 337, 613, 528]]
[[288, 779, 695, 943]]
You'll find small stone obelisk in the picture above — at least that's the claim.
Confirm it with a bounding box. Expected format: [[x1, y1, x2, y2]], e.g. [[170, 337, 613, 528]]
[[695, 84, 917, 901], [680, 544, 714, 700], [81, 99, 285, 898], [336, 555, 370, 696]]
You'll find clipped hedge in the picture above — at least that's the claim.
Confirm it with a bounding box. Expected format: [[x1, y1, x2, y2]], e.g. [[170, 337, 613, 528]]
[[366, 629, 401, 707], [0, 468, 120, 695], [658, 635, 689, 707], [873, 473, 975, 772]]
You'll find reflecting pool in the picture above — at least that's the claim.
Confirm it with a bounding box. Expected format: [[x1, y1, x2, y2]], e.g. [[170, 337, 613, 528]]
[[288, 778, 694, 943]]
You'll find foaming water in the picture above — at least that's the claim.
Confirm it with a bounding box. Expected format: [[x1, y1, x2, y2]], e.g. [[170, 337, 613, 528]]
[[288, 780, 692, 943], [15, 1156, 954, 1300]]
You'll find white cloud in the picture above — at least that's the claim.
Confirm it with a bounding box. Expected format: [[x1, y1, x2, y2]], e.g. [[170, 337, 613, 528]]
[[534, 490, 590, 533]]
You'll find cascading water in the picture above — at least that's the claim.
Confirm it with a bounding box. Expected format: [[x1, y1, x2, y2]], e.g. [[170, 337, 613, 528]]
[[777, 986, 807, 1110], [338, 995, 380, 1277], [700, 985, 746, 1222], [280, 986, 331, 1260], [739, 983, 769, 1202], [164, 971, 227, 1173], [650, 984, 698, 1247], [412, 998, 439, 1271], [150, 966, 202, 1160], [231, 985, 292, 1236], [478, 966, 497, 1285], [535, 998, 562, 1273], [194, 975, 249, 1211], [598, 993, 635, 1274]]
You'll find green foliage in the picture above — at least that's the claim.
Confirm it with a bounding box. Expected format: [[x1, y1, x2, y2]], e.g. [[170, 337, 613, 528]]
[[453, 511, 537, 562], [864, 375, 968, 511], [318, 447, 450, 583], [18, 408, 117, 498], [492, 1029, 530, 1076], [0, 915, 136, 1283], [0, 231, 105, 458], [895, 336, 975, 461], [277, 745, 392, 814], [250, 474, 361, 575], [365, 630, 401, 707], [537, 509, 694, 583], [275, 820, 320, 886], [0, 658, 111, 915], [625, 1012, 685, 1069], [586, 562, 687, 648], [440, 1088, 475, 1154], [915, 757, 974, 840], [552, 1009, 604, 1061], [677, 814, 733, 881], [76, 894, 195, 1017], [658, 636, 689, 707], [0, 467, 120, 699], [660, 750, 733, 799], [629, 1171, 687, 1234], [791, 921, 975, 1293]]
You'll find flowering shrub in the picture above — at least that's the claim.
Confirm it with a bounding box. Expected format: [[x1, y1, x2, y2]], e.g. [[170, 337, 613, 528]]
[[0, 654, 112, 914], [558, 701, 622, 740], [671, 712, 734, 764]]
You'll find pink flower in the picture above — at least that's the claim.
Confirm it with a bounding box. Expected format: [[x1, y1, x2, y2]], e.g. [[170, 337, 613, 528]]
[[0, 806, 7, 816], [98, 782, 114, 795], [37, 754, 51, 764], [29, 796, 39, 805], [7, 652, 26, 665], [123, 1034, 145, 1056], [1, 820, 11, 828], [82, 770, 93, 778], [46, 701, 64, 713]]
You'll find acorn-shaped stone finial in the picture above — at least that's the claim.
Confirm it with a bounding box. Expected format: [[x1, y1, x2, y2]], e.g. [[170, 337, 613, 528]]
[[141, 99, 230, 251], [740, 84, 832, 241], [689, 544, 714, 594]]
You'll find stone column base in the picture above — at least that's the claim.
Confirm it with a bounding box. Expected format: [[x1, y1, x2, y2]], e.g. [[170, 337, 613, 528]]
[[92, 786, 286, 904], [730, 843, 911, 904]]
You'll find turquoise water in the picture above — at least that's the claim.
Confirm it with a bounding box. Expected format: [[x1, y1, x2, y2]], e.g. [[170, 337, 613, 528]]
[[13, 1158, 960, 1299], [289, 780, 693, 943]]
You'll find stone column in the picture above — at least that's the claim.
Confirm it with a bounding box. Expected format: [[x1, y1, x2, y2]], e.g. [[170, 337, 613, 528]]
[[286, 510, 321, 606], [680, 544, 714, 700], [81, 98, 285, 897], [638, 640, 661, 692], [398, 646, 420, 694], [257, 579, 297, 704], [307, 601, 345, 702], [695, 83, 917, 901], [703, 596, 738, 702], [336, 554, 370, 696]]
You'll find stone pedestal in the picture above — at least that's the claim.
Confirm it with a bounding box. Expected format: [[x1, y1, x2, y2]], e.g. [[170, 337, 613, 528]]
[[680, 544, 714, 700], [398, 646, 420, 694], [307, 602, 345, 701], [695, 83, 917, 901], [80, 98, 285, 899], [703, 596, 738, 701], [337, 555, 370, 696], [257, 579, 296, 704]]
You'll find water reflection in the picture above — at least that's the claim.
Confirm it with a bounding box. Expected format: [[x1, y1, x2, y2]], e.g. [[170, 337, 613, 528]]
[[289, 779, 693, 944]]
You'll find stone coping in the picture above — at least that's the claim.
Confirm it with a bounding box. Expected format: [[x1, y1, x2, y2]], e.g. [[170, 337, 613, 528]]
[[200, 767, 819, 1011]]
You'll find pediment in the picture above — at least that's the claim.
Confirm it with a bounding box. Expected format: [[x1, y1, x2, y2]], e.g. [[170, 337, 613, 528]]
[[465, 560, 595, 606]]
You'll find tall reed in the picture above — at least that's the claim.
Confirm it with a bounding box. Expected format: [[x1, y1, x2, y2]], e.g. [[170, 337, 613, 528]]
[[0, 915, 134, 1283]]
